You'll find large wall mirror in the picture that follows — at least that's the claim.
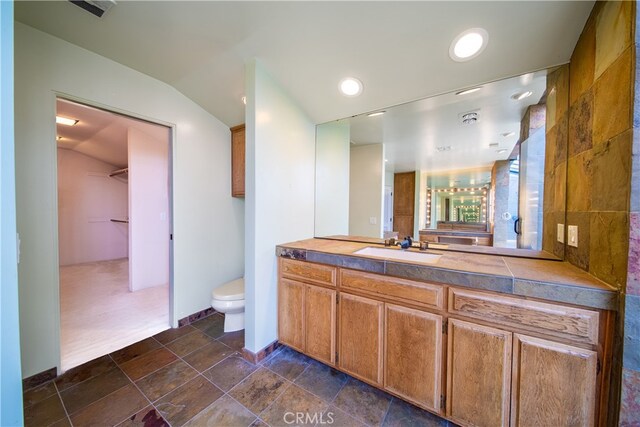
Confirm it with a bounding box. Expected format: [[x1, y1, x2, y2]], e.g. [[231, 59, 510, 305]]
[[315, 66, 569, 260]]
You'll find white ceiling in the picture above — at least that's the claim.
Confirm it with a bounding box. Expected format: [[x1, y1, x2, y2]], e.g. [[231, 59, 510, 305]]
[[57, 98, 170, 168], [346, 69, 547, 174], [16, 1, 593, 127]]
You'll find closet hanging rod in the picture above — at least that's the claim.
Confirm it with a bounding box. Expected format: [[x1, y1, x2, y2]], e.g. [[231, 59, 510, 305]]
[[110, 219, 129, 224], [109, 168, 128, 177]]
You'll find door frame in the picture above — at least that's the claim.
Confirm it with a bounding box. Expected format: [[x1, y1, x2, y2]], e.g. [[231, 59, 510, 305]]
[[53, 92, 175, 372]]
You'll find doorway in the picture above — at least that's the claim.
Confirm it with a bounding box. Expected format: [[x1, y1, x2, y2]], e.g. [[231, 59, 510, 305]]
[[56, 98, 171, 371]]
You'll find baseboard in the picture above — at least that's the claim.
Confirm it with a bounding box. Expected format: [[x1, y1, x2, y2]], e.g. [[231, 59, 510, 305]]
[[242, 340, 280, 364], [22, 367, 57, 390], [178, 307, 217, 327]]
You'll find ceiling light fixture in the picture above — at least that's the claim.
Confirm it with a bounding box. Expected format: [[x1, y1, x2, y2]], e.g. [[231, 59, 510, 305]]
[[449, 28, 488, 62], [497, 149, 508, 154], [511, 91, 533, 101], [368, 111, 385, 117], [456, 87, 482, 96], [56, 116, 79, 126], [339, 77, 363, 97], [501, 131, 515, 137]]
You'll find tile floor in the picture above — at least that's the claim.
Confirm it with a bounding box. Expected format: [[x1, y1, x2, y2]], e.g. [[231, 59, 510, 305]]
[[23, 313, 455, 427]]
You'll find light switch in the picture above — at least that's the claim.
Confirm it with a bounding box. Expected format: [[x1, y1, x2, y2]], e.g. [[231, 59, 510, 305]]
[[557, 224, 565, 243], [369, 217, 377, 225], [568, 225, 578, 247]]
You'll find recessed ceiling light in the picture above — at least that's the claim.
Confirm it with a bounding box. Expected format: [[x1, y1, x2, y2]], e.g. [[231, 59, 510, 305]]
[[449, 28, 488, 62], [456, 87, 482, 96], [56, 116, 79, 126], [489, 142, 499, 148], [511, 91, 533, 101], [368, 111, 385, 117], [497, 149, 508, 154], [339, 77, 363, 97], [501, 131, 515, 137]]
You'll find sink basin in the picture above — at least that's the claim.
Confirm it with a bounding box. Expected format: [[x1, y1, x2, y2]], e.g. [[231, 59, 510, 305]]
[[354, 247, 441, 264]]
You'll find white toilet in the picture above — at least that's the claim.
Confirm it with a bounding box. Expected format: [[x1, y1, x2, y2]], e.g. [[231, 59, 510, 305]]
[[211, 278, 245, 333]]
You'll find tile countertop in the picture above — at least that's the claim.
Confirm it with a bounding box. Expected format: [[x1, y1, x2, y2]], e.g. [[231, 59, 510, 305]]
[[276, 238, 619, 311]]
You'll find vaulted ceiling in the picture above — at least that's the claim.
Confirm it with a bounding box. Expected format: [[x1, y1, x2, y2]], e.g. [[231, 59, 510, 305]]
[[16, 1, 593, 127]]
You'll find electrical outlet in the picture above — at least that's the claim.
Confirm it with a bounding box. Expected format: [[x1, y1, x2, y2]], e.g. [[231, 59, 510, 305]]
[[369, 217, 377, 225], [557, 224, 565, 243], [568, 225, 578, 247]]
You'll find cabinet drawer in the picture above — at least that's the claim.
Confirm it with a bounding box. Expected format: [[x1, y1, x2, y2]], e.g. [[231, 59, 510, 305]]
[[281, 258, 336, 287], [448, 288, 599, 345], [340, 269, 443, 310]]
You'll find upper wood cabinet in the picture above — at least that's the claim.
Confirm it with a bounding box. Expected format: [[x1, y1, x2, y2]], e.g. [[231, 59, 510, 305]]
[[384, 304, 442, 413], [447, 318, 512, 427], [231, 124, 245, 197], [511, 334, 597, 427], [338, 293, 384, 385]]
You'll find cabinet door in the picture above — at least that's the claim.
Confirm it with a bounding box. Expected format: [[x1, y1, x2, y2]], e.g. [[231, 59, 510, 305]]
[[305, 285, 336, 365], [338, 293, 384, 385], [278, 278, 304, 352], [384, 304, 442, 413], [447, 319, 512, 427], [231, 125, 245, 197], [511, 334, 597, 427]]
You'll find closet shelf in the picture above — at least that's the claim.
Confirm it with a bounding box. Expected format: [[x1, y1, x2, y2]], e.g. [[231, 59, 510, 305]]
[[109, 168, 128, 180]]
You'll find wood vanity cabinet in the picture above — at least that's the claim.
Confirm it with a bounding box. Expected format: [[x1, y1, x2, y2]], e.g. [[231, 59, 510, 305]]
[[231, 124, 245, 197], [447, 319, 512, 427], [510, 334, 597, 427], [278, 259, 336, 364], [277, 258, 611, 427], [338, 292, 384, 385], [385, 304, 442, 412]]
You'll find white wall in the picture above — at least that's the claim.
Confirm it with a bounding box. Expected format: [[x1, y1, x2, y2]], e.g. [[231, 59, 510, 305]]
[[15, 23, 244, 377], [1, 2, 24, 423], [244, 60, 316, 353], [349, 144, 385, 238], [128, 128, 170, 291], [57, 149, 128, 266], [315, 121, 350, 237]]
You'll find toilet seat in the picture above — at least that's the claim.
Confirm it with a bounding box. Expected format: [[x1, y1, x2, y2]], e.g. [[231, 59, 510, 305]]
[[212, 278, 244, 301]]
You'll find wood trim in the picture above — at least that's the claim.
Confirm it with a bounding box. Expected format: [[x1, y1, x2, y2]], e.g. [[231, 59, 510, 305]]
[[448, 287, 600, 345], [281, 258, 336, 287], [340, 269, 444, 310]]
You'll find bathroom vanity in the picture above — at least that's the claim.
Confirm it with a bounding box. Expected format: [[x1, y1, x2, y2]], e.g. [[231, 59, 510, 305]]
[[276, 238, 617, 427]]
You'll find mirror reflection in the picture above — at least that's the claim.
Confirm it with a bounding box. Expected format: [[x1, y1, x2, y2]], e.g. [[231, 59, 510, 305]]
[[315, 67, 568, 259]]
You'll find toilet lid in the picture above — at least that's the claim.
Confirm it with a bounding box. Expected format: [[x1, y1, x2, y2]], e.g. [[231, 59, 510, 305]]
[[212, 278, 244, 301]]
